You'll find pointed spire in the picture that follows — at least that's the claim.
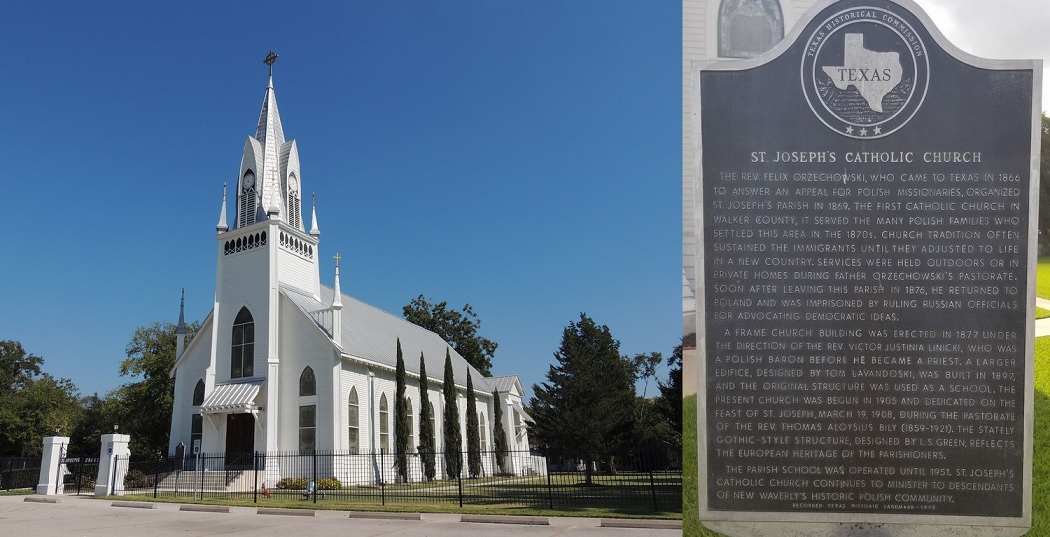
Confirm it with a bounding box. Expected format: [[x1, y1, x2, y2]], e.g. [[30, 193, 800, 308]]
[[176, 289, 187, 335], [331, 253, 343, 344], [310, 192, 320, 237], [332, 253, 343, 310], [216, 183, 229, 232], [256, 51, 285, 219], [175, 289, 187, 359]]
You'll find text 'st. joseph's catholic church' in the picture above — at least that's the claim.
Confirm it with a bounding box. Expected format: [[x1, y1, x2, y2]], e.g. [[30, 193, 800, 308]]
[[168, 57, 533, 483]]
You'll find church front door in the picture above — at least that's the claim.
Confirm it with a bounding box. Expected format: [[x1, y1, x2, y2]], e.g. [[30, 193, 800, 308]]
[[225, 413, 255, 468]]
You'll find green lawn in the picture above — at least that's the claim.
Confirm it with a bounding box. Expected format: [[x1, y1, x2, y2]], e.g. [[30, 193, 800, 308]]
[[1037, 257, 1050, 299], [685, 340, 1050, 536]]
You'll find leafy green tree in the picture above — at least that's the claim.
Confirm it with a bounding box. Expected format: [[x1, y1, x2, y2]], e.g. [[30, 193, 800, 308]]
[[441, 348, 462, 478], [491, 389, 509, 474], [417, 352, 437, 481], [394, 339, 409, 483], [655, 337, 687, 446], [0, 341, 81, 456], [465, 371, 481, 478], [112, 320, 198, 455], [403, 295, 497, 376], [0, 340, 42, 391], [69, 393, 119, 455], [528, 314, 636, 482]]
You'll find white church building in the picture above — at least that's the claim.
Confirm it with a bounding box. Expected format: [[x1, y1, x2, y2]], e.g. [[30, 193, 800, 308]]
[[167, 59, 535, 485]]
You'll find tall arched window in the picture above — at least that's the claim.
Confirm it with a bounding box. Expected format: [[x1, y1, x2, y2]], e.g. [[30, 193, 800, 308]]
[[406, 402, 414, 453], [348, 388, 359, 454], [300, 367, 316, 396], [231, 307, 254, 378], [429, 402, 437, 448], [379, 394, 389, 453], [479, 413, 487, 452], [718, 0, 784, 59], [192, 379, 205, 406], [239, 169, 257, 228]]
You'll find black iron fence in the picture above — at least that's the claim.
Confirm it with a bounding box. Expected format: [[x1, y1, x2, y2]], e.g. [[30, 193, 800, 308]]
[[59, 454, 100, 495], [0, 457, 40, 491], [111, 448, 680, 514]]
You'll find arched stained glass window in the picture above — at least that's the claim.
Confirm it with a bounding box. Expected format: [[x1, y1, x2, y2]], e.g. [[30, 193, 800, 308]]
[[348, 388, 359, 453], [379, 394, 389, 453], [231, 307, 254, 378], [718, 0, 784, 59], [192, 379, 205, 406], [300, 367, 316, 396]]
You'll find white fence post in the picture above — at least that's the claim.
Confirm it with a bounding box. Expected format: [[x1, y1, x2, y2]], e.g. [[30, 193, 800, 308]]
[[35, 436, 69, 495], [94, 434, 131, 496]]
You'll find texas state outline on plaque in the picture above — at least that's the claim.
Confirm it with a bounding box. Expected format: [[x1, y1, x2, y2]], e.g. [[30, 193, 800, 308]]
[[822, 33, 902, 112]]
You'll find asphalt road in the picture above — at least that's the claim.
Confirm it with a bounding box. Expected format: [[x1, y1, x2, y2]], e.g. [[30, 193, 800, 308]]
[[0, 495, 680, 536]]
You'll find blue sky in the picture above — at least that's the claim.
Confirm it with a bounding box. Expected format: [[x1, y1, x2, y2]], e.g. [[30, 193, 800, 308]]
[[0, 2, 680, 401]]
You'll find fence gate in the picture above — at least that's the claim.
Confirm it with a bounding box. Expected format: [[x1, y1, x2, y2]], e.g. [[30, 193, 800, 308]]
[[60, 453, 100, 495]]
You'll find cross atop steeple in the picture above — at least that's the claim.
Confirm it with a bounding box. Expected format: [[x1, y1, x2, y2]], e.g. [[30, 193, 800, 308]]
[[263, 50, 279, 77], [333, 253, 342, 268]]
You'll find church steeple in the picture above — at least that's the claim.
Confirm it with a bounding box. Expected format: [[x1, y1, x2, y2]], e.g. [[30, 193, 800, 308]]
[[234, 51, 305, 231], [216, 183, 228, 232], [175, 289, 187, 358]]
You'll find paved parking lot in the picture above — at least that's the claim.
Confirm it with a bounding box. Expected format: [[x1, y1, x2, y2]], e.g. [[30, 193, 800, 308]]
[[0, 495, 680, 536]]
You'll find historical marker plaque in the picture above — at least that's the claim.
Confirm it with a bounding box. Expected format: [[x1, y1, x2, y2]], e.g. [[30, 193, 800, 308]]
[[695, 0, 1040, 534]]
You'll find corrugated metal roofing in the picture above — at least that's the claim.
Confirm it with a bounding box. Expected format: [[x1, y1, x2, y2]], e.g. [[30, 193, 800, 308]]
[[201, 380, 263, 414], [281, 284, 493, 393], [489, 375, 522, 396]]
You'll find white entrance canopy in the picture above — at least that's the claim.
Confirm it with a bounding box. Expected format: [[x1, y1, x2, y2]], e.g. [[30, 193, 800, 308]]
[[201, 381, 262, 414]]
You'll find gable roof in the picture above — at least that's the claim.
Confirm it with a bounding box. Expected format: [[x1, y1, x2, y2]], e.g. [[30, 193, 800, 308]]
[[281, 284, 492, 393], [489, 375, 524, 397]]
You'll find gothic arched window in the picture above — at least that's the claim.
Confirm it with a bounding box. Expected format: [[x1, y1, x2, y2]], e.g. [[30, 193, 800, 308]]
[[718, 0, 784, 59], [239, 169, 257, 228], [430, 401, 437, 450], [479, 413, 487, 452], [406, 401, 414, 453], [231, 307, 254, 378], [348, 388, 359, 454], [300, 367, 316, 396], [192, 379, 205, 406], [379, 394, 389, 453]]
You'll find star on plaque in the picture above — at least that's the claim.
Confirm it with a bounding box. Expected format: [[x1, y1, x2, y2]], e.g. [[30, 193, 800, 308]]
[[874, 126, 882, 135], [845, 126, 854, 135], [859, 127, 868, 137]]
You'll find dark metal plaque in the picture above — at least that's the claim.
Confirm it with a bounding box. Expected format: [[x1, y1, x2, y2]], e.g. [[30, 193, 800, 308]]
[[700, 0, 1034, 519]]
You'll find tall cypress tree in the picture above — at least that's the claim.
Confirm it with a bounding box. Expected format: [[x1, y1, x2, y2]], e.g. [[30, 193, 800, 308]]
[[465, 370, 481, 478], [394, 339, 409, 483], [418, 352, 436, 481], [492, 389, 509, 474], [442, 348, 462, 479]]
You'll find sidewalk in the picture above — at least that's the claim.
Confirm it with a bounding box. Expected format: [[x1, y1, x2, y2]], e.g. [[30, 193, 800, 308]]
[[1, 494, 681, 537], [1037, 297, 1050, 338]]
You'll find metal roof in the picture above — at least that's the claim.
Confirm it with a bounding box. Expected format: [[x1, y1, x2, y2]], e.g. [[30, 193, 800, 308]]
[[489, 375, 523, 396], [281, 284, 493, 394], [201, 380, 263, 414]]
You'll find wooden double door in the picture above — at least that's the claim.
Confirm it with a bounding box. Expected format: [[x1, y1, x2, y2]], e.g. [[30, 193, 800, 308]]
[[224, 413, 255, 468]]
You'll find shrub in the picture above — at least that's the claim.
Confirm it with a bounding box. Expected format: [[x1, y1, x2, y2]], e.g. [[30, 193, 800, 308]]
[[275, 477, 307, 490], [123, 469, 150, 489], [316, 477, 342, 490], [274, 477, 341, 490]]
